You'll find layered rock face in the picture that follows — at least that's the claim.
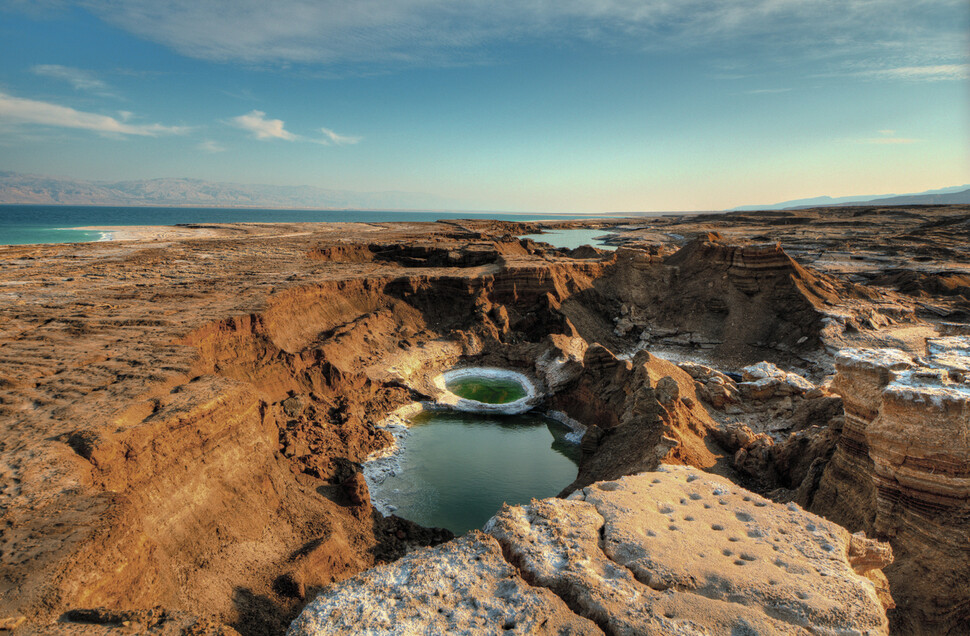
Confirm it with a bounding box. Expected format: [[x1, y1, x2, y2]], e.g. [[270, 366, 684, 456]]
[[812, 337, 970, 634], [291, 467, 892, 635], [606, 236, 901, 367], [608, 238, 833, 361]]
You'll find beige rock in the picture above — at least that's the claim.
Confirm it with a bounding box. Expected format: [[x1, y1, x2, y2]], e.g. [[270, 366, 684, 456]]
[[488, 466, 890, 636], [812, 339, 970, 633], [287, 532, 602, 636]]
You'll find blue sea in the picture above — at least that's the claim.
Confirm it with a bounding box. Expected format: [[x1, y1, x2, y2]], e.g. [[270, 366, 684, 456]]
[[0, 205, 617, 246]]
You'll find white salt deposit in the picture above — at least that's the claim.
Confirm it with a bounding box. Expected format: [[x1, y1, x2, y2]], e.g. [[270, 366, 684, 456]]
[[432, 367, 539, 415]]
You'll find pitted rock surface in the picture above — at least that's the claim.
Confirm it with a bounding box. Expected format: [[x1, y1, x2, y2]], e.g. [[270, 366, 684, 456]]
[[488, 466, 889, 635]]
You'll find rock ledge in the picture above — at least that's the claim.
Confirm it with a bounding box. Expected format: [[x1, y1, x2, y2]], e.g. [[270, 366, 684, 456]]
[[290, 466, 891, 635]]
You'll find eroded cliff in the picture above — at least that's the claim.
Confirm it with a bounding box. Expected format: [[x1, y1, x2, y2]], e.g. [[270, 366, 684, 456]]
[[812, 337, 970, 634]]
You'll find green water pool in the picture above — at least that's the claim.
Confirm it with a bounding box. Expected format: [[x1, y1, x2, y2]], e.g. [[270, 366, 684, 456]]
[[445, 376, 528, 404], [369, 411, 579, 534]]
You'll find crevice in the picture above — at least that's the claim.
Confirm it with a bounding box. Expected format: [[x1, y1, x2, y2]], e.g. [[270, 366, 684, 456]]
[[491, 533, 617, 636]]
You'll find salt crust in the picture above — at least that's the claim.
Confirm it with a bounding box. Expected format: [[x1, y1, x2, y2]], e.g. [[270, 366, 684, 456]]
[[432, 367, 539, 415]]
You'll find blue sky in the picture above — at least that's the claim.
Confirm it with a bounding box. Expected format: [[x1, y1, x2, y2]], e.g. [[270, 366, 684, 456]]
[[0, 0, 967, 212]]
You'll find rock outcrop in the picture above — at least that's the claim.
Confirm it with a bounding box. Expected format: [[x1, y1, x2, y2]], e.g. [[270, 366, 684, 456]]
[[291, 467, 892, 635], [686, 360, 844, 502], [812, 337, 970, 634], [606, 235, 905, 367], [287, 532, 600, 635], [550, 346, 721, 492]]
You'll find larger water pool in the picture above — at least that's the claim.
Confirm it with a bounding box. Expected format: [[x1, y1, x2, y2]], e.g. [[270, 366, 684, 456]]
[[369, 410, 579, 534], [520, 228, 618, 251]]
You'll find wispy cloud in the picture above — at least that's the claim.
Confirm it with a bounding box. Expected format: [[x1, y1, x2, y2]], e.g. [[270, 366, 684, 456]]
[[230, 110, 297, 140], [198, 140, 226, 152], [0, 91, 188, 136], [65, 0, 969, 72], [863, 64, 969, 81], [229, 110, 360, 146], [31, 64, 113, 94], [745, 88, 792, 95], [318, 127, 360, 145]]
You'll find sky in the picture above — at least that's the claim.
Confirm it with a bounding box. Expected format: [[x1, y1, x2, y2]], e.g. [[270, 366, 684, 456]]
[[0, 0, 968, 212]]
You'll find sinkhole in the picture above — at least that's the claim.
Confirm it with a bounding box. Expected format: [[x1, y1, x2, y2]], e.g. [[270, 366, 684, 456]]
[[365, 369, 580, 535]]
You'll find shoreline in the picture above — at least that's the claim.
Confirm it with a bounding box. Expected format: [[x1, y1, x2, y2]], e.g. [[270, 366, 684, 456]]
[[68, 225, 229, 242]]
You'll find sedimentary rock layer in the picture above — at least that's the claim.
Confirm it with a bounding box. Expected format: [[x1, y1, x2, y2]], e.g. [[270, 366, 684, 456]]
[[813, 338, 970, 634]]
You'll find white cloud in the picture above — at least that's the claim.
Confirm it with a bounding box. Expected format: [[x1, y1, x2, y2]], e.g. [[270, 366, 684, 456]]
[[865, 64, 969, 81], [65, 0, 969, 71], [745, 88, 792, 94], [230, 110, 297, 140], [198, 140, 226, 152], [318, 127, 360, 145], [228, 111, 359, 146], [32, 64, 113, 94], [0, 91, 188, 136]]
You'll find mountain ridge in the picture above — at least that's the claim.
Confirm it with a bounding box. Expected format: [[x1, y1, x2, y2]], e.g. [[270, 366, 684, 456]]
[[0, 171, 456, 211], [730, 184, 970, 211]]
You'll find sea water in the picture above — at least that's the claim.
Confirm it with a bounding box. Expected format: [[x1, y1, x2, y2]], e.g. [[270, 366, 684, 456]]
[[0, 205, 603, 246], [369, 410, 579, 534]]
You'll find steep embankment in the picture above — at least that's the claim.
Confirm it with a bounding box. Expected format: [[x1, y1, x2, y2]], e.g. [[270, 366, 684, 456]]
[[812, 338, 970, 634]]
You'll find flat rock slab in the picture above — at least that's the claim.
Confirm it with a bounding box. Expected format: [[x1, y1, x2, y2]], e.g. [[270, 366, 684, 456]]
[[287, 531, 601, 636], [489, 465, 888, 635], [290, 466, 889, 636]]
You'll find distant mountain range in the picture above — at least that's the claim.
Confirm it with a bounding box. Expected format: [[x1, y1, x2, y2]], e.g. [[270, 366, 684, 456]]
[[730, 185, 970, 211], [0, 171, 455, 210], [1, 171, 967, 213]]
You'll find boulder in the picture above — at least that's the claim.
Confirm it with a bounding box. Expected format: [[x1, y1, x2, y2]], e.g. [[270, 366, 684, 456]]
[[287, 532, 601, 635]]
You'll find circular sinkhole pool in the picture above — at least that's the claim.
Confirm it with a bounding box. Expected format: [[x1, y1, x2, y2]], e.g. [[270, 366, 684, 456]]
[[367, 410, 579, 535], [444, 375, 528, 404], [434, 367, 537, 415]]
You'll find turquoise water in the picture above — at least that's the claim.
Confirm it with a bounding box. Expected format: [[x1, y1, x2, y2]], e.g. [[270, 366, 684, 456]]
[[445, 377, 528, 404], [372, 411, 579, 534], [0, 205, 603, 246], [520, 228, 619, 251]]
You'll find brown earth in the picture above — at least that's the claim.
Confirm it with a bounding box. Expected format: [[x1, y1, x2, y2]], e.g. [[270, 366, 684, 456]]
[[0, 205, 967, 634]]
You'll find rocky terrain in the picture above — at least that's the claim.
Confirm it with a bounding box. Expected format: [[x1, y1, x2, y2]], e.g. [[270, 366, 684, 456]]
[[292, 466, 892, 635], [0, 204, 967, 634]]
